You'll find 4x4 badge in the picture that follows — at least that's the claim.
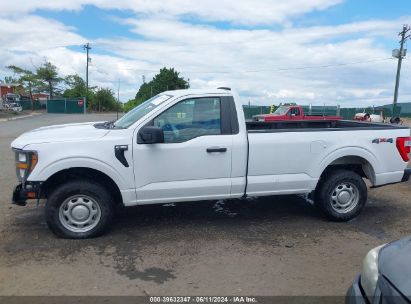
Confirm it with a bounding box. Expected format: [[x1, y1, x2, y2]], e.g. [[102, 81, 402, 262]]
[[372, 138, 393, 144]]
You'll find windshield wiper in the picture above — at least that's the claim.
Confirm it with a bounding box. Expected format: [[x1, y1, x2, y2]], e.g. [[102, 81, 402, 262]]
[[104, 120, 115, 129], [94, 120, 118, 129]]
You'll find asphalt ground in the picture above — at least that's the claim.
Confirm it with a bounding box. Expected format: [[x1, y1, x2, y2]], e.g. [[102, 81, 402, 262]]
[[0, 113, 410, 297]]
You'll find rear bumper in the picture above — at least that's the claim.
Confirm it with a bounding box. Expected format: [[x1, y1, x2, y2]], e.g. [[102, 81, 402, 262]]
[[12, 182, 42, 206], [401, 168, 411, 182], [373, 168, 411, 188]]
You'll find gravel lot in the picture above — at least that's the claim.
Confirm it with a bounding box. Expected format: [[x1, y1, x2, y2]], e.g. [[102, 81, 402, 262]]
[[0, 113, 410, 297]]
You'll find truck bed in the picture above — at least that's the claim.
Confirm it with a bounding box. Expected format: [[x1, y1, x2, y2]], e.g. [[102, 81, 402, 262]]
[[246, 119, 409, 132], [245, 118, 410, 197]]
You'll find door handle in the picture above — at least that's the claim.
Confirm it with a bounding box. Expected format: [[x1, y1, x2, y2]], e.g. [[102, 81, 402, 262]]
[[206, 147, 227, 153]]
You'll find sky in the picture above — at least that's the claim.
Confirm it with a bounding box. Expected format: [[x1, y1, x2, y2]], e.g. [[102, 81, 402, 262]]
[[0, 0, 411, 106]]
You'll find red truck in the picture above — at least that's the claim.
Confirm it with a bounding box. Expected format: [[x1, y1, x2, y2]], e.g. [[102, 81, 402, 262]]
[[252, 105, 342, 122]]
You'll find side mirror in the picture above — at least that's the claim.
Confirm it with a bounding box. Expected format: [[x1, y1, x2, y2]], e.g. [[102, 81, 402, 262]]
[[290, 113, 296, 117], [137, 126, 164, 144]]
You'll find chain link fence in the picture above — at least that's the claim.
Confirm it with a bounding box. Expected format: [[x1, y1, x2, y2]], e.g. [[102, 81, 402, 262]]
[[46, 98, 86, 114]]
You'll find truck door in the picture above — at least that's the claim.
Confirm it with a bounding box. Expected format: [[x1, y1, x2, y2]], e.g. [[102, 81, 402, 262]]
[[133, 96, 236, 204]]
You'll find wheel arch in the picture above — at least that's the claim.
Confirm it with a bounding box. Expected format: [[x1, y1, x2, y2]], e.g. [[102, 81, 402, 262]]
[[319, 154, 376, 185], [41, 167, 123, 206]]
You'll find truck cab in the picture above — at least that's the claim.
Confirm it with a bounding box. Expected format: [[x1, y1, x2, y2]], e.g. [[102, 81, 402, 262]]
[[277, 105, 303, 118], [253, 104, 341, 122]]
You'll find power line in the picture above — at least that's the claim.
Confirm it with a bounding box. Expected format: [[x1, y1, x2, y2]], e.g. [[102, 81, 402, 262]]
[[92, 57, 392, 75], [235, 58, 392, 73], [334, 94, 411, 102]]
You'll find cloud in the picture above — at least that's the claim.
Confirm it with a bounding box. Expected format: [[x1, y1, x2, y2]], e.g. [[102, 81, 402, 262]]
[[1, 0, 344, 25], [0, 15, 84, 51], [95, 17, 404, 106], [266, 89, 316, 100], [0, 1, 409, 107]]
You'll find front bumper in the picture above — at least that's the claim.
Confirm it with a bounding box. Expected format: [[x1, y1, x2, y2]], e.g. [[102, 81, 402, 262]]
[[12, 182, 42, 206], [401, 168, 411, 182], [345, 275, 367, 304]]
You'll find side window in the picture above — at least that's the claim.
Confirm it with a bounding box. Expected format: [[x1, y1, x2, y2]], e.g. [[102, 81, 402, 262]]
[[290, 108, 300, 116], [153, 97, 221, 143]]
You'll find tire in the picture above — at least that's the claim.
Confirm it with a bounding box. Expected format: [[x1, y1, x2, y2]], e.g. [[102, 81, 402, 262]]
[[314, 169, 367, 222], [45, 179, 114, 239]]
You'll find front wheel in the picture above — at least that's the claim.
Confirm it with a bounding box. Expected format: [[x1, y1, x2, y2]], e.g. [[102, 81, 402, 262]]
[[45, 180, 113, 238], [314, 169, 367, 222]]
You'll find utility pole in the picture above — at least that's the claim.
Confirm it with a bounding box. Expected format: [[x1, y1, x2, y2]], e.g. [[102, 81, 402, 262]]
[[392, 25, 410, 118], [83, 43, 91, 99], [117, 79, 120, 120]]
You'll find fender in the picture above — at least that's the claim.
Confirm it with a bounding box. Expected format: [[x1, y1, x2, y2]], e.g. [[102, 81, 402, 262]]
[[28, 156, 130, 191], [314, 146, 378, 182]]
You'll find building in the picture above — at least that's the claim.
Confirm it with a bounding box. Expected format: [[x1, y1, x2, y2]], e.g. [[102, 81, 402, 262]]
[[32, 93, 50, 106], [32, 93, 50, 101], [0, 83, 20, 100]]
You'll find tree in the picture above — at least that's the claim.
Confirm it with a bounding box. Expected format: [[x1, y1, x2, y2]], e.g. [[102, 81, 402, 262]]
[[136, 67, 188, 100], [36, 61, 62, 99], [63, 74, 87, 98], [94, 88, 118, 112], [63, 74, 96, 108], [3, 76, 17, 83], [124, 67, 189, 112], [7, 65, 41, 102], [123, 98, 139, 112]]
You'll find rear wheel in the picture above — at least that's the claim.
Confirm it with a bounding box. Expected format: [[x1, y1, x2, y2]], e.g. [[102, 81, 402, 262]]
[[45, 180, 113, 238], [314, 169, 367, 221]]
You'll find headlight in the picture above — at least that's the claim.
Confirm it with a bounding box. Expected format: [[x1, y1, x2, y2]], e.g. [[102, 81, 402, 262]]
[[18, 153, 27, 162], [360, 244, 386, 300], [14, 150, 38, 182]]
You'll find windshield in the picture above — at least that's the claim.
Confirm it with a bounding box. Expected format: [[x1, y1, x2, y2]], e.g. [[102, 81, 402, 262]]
[[273, 106, 289, 115], [114, 94, 173, 128]]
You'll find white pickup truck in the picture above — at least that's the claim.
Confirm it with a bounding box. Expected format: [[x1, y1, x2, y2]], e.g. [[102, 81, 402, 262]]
[[11, 88, 411, 238]]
